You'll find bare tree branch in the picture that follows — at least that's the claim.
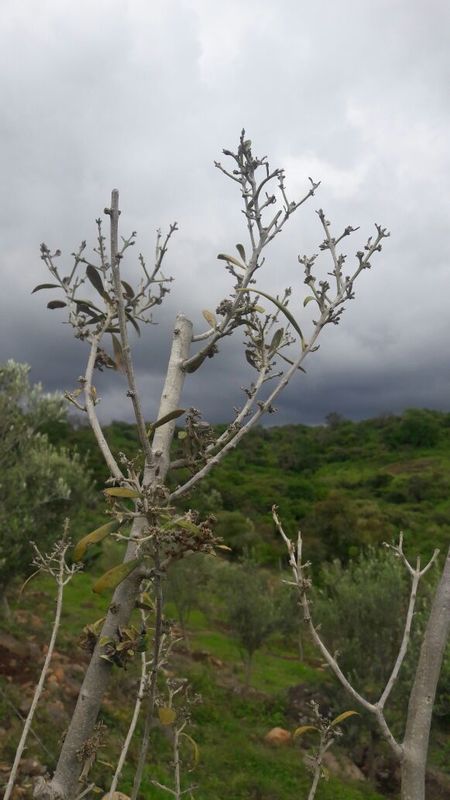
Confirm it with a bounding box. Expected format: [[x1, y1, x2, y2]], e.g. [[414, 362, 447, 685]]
[[6, 523, 79, 800], [108, 190, 154, 470]]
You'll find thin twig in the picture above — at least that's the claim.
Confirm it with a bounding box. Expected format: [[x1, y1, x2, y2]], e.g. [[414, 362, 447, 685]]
[[108, 190, 154, 470], [84, 328, 124, 482], [107, 613, 148, 797], [272, 507, 403, 759], [4, 524, 75, 800], [379, 541, 440, 708], [131, 569, 164, 800]]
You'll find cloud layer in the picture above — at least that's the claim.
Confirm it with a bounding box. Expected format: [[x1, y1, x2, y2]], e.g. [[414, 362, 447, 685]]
[[1, 0, 450, 426]]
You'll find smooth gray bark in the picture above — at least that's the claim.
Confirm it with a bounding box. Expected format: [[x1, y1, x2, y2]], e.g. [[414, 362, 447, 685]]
[[401, 546, 450, 800]]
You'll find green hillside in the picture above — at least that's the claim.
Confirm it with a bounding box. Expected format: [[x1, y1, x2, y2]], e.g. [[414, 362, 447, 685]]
[[44, 407, 450, 564], [2, 408, 446, 799]]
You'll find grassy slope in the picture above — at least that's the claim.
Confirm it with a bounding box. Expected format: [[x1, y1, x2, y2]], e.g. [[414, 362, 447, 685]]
[[1, 569, 384, 800], [2, 409, 449, 797]]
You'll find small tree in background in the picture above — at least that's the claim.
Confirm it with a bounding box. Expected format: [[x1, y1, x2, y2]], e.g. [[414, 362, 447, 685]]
[[220, 561, 277, 684], [312, 550, 412, 779], [0, 360, 93, 613], [165, 553, 213, 643]]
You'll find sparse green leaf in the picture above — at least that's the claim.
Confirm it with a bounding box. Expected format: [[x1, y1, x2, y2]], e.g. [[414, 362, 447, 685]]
[[178, 430, 187, 440], [125, 312, 141, 336], [178, 518, 201, 534], [47, 300, 67, 309], [147, 409, 186, 435], [303, 295, 315, 307], [92, 558, 141, 594], [73, 519, 122, 561], [104, 487, 141, 499], [121, 280, 135, 299], [163, 516, 201, 535], [75, 298, 102, 311], [32, 283, 60, 293], [330, 710, 360, 727], [86, 265, 107, 298], [293, 725, 319, 739], [278, 352, 306, 373], [236, 243, 246, 263], [269, 328, 284, 353]]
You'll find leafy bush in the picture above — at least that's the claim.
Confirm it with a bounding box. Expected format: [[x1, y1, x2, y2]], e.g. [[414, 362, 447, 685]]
[[384, 409, 441, 448], [0, 361, 94, 603], [312, 549, 410, 700]]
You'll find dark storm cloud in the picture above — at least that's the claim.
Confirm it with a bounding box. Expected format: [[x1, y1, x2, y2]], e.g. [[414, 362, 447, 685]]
[[1, 0, 450, 426]]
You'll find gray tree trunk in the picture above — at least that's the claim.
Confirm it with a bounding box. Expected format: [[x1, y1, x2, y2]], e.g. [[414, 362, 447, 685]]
[[401, 546, 450, 800]]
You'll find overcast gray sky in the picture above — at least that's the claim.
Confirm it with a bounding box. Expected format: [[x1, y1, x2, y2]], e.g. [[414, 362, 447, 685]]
[[1, 0, 450, 425]]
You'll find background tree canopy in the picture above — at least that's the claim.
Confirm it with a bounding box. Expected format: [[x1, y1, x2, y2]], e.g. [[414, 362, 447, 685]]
[[0, 361, 94, 604]]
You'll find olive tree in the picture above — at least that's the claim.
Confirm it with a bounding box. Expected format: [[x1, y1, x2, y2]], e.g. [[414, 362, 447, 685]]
[[220, 560, 277, 684], [29, 132, 389, 800], [0, 360, 92, 612]]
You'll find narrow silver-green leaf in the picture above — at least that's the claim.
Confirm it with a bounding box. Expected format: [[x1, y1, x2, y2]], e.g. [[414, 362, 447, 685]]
[[278, 352, 306, 373], [303, 295, 315, 307], [104, 487, 141, 499], [92, 558, 141, 594], [121, 280, 135, 299], [235, 243, 246, 263], [47, 300, 67, 309], [32, 283, 60, 293], [293, 725, 319, 739], [269, 328, 284, 353], [147, 408, 186, 435], [162, 516, 200, 535], [330, 710, 360, 727], [73, 519, 122, 562], [86, 265, 107, 298], [126, 312, 141, 336]]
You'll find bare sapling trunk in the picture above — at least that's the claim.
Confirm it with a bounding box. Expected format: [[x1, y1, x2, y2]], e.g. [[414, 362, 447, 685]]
[[7, 525, 79, 800], [400, 545, 450, 800], [32, 134, 388, 799]]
